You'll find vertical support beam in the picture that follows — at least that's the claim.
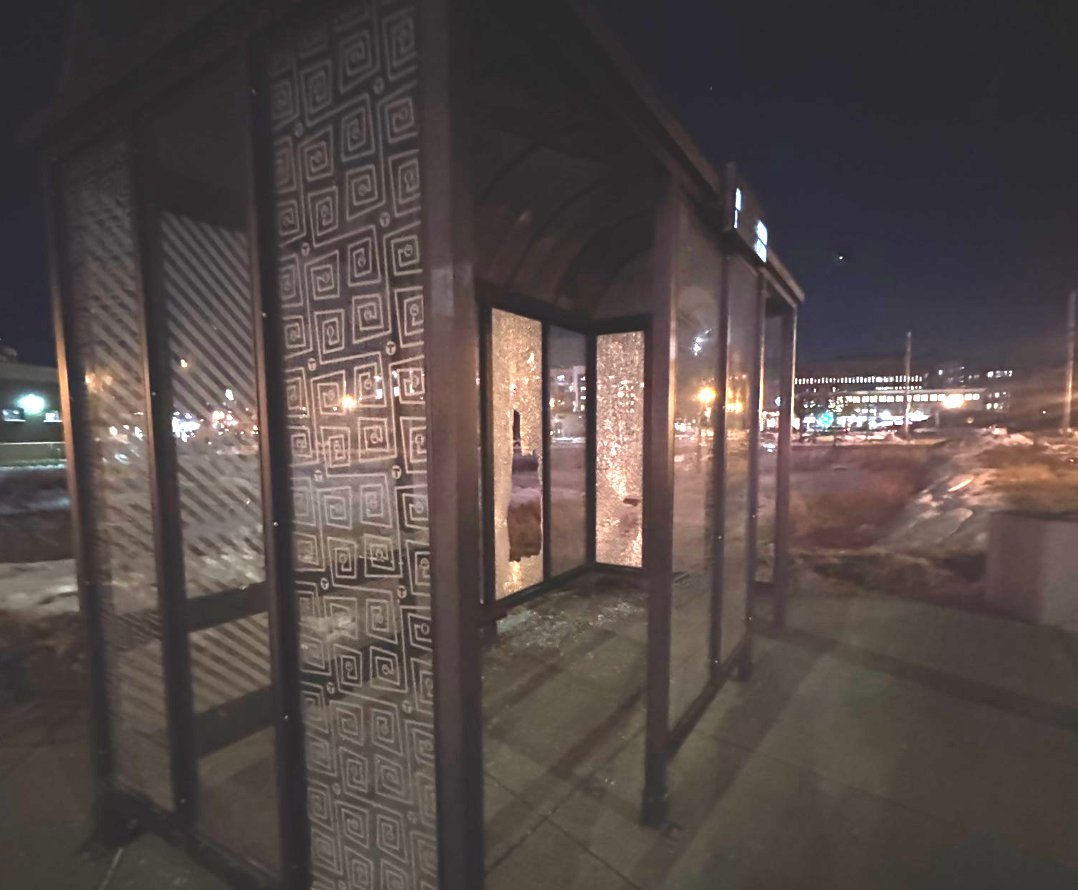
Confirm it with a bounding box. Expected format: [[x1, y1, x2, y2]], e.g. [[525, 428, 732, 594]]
[[772, 306, 797, 629], [44, 159, 115, 827], [642, 176, 678, 827], [246, 42, 311, 887], [741, 270, 767, 677], [479, 303, 496, 610], [585, 331, 598, 565], [903, 330, 913, 440], [541, 323, 552, 581], [131, 125, 197, 824], [709, 239, 731, 674], [1063, 291, 1075, 436], [420, 0, 485, 886]]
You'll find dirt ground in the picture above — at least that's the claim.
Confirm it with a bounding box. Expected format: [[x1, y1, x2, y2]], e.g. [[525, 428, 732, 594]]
[[767, 431, 1078, 611]]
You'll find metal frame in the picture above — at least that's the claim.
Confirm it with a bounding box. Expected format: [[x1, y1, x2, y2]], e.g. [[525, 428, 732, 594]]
[[645, 187, 781, 819], [641, 175, 677, 826], [39, 6, 335, 887], [44, 152, 114, 837], [772, 303, 798, 628], [246, 22, 315, 886], [420, 1, 486, 886], [132, 100, 197, 829], [476, 286, 650, 620]]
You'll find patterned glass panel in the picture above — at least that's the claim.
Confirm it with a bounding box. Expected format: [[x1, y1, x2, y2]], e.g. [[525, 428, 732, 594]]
[[548, 326, 587, 577], [491, 309, 543, 597], [62, 139, 172, 809], [595, 331, 645, 566], [669, 204, 722, 723], [146, 63, 278, 870], [264, 5, 438, 888], [720, 258, 759, 660]]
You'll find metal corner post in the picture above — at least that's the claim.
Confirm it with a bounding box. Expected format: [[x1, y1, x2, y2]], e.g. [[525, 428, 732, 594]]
[[772, 305, 797, 629], [585, 330, 598, 565], [420, 0, 486, 886], [478, 301, 496, 611], [43, 157, 115, 827], [245, 36, 312, 887], [708, 235, 731, 674], [541, 322, 552, 581], [130, 121, 198, 826], [642, 175, 678, 827]]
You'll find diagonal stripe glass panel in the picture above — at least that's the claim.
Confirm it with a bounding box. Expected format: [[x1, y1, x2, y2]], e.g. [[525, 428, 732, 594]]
[[145, 62, 278, 871], [62, 138, 173, 810]]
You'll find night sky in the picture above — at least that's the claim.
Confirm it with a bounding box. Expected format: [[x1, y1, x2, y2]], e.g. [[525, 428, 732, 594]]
[[2, 1, 1076, 368]]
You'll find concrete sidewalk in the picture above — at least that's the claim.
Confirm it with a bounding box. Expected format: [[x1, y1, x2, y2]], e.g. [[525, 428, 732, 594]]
[[2, 585, 1076, 888], [482, 586, 1078, 889]]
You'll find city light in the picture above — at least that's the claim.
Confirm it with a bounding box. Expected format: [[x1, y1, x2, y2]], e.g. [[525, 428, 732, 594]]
[[17, 393, 46, 416], [941, 393, 965, 410], [696, 385, 717, 407]]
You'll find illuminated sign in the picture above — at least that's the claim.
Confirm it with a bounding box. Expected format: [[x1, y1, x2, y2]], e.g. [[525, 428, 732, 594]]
[[754, 220, 768, 262], [725, 164, 768, 264]]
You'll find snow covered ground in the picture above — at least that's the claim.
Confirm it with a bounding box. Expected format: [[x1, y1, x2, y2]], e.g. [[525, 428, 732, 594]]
[[789, 431, 1078, 610]]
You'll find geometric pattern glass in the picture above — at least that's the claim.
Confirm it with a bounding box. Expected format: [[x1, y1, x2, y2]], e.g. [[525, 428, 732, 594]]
[[264, 3, 438, 888]]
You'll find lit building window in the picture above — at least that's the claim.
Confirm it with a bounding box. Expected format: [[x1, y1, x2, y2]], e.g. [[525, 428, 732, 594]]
[[754, 219, 768, 262]]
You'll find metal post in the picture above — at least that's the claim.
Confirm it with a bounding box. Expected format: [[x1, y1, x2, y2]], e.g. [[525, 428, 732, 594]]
[[708, 240, 730, 674], [1063, 291, 1075, 436], [131, 122, 198, 825], [642, 177, 678, 827], [772, 306, 796, 629], [44, 159, 115, 828], [585, 331, 598, 565], [903, 330, 912, 441], [246, 39, 311, 887], [541, 323, 552, 580], [420, 0, 486, 884]]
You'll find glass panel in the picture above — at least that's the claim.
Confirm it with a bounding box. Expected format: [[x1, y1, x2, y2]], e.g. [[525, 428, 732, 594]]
[[265, 8, 439, 889], [757, 314, 784, 586], [595, 331, 645, 566], [669, 205, 722, 723], [62, 139, 172, 809], [491, 309, 544, 597], [548, 326, 587, 576], [145, 64, 278, 868], [720, 259, 760, 660]]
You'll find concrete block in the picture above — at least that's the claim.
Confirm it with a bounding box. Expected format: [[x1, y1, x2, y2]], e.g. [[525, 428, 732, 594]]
[[985, 510, 1078, 626]]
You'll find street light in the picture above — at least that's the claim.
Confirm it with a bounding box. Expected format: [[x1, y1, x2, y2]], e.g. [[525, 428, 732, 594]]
[[17, 393, 46, 416]]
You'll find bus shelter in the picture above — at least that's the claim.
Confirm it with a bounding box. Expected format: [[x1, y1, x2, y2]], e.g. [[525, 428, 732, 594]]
[[38, 1, 802, 887]]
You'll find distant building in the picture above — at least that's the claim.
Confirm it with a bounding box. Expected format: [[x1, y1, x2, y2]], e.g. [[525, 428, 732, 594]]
[[0, 361, 63, 444], [794, 356, 1014, 430]]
